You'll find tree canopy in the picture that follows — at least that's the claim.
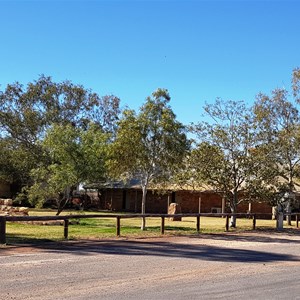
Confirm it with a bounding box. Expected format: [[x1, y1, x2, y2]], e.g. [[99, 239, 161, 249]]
[[2, 68, 300, 222], [27, 123, 110, 213], [191, 99, 261, 227], [0, 76, 120, 211], [109, 88, 190, 229], [184, 68, 300, 226], [253, 74, 300, 223]]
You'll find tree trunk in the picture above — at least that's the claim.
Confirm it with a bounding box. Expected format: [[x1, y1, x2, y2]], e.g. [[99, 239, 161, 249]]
[[287, 175, 293, 226], [56, 197, 68, 215], [221, 194, 226, 217], [56, 187, 72, 215], [286, 199, 292, 225], [276, 205, 284, 230], [230, 193, 237, 228], [230, 208, 236, 228], [141, 185, 147, 230]]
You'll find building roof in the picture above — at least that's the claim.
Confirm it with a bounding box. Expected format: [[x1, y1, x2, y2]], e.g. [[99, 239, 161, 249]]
[[83, 179, 212, 193]]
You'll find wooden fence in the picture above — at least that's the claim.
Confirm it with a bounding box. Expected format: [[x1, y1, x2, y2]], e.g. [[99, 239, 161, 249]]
[[0, 213, 299, 244]]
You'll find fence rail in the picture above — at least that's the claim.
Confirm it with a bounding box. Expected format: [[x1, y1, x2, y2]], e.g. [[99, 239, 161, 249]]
[[0, 212, 299, 244]]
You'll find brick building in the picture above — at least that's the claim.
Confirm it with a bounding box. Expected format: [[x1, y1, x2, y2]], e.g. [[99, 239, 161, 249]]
[[85, 181, 273, 218]]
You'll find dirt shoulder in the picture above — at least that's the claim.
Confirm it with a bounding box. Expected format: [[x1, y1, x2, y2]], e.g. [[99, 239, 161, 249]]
[[1, 229, 300, 256]]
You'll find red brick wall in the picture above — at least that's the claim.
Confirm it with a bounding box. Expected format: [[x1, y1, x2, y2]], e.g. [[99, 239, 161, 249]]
[[144, 191, 169, 213], [175, 191, 223, 213], [98, 189, 169, 213], [237, 201, 272, 219], [99, 189, 123, 211], [95, 188, 273, 218]]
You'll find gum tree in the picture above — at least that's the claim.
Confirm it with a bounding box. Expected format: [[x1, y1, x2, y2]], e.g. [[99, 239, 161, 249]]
[[254, 72, 300, 224], [27, 123, 110, 214], [0, 76, 120, 202], [110, 89, 189, 230], [193, 99, 259, 227]]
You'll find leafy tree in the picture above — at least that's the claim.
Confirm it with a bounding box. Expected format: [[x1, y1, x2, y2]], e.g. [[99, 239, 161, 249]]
[[192, 99, 260, 227], [110, 88, 189, 230], [254, 80, 300, 223], [0, 75, 120, 135], [0, 76, 120, 201], [0, 139, 15, 183], [27, 123, 110, 214]]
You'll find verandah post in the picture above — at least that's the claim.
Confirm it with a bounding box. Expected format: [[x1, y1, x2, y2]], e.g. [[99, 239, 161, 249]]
[[0, 216, 6, 244]]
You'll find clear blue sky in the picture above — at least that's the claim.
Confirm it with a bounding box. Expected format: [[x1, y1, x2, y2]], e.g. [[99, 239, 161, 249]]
[[1, 0, 299, 124]]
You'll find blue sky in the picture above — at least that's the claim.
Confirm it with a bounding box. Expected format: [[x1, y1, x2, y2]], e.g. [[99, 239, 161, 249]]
[[1, 0, 300, 124]]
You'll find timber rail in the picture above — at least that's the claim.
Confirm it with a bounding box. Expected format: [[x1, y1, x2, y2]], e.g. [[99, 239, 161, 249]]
[[0, 212, 299, 244]]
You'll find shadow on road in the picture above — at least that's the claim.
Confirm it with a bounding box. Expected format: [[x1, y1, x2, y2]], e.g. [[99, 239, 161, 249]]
[[3, 235, 300, 264], [195, 229, 300, 244]]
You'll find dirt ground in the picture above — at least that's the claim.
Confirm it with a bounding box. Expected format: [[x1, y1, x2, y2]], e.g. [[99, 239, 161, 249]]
[[1, 229, 300, 256]]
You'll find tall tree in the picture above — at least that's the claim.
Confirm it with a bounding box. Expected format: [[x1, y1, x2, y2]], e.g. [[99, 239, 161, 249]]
[[27, 123, 110, 214], [0, 75, 120, 196], [110, 89, 189, 230], [254, 81, 300, 223], [193, 99, 260, 227]]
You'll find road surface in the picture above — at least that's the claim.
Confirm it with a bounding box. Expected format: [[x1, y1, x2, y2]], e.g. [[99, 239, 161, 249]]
[[1, 231, 300, 299]]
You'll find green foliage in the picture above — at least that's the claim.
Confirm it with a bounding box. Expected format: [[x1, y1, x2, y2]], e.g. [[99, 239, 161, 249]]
[[253, 77, 300, 219], [193, 101, 255, 190], [3, 68, 300, 221], [191, 99, 265, 227], [110, 88, 189, 183], [0, 76, 120, 211], [182, 68, 300, 226], [27, 123, 110, 211], [109, 88, 190, 229]]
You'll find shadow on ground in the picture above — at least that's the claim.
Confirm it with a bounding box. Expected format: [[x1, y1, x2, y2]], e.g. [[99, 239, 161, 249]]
[[195, 228, 300, 244], [2, 232, 300, 264]]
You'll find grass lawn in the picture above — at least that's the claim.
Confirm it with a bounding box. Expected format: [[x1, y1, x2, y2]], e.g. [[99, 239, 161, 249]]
[[4, 209, 293, 244]]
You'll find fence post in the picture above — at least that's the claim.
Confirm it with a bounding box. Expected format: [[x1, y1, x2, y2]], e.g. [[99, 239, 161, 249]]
[[196, 216, 200, 233], [252, 214, 256, 230], [0, 216, 6, 244], [225, 215, 229, 232], [64, 219, 69, 239], [161, 217, 165, 235], [116, 216, 121, 237]]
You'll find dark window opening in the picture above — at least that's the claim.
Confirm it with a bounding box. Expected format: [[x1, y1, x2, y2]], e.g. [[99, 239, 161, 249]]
[[122, 190, 127, 209], [171, 192, 176, 203]]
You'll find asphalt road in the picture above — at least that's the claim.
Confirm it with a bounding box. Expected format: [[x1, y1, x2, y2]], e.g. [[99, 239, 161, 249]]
[[1, 231, 300, 300]]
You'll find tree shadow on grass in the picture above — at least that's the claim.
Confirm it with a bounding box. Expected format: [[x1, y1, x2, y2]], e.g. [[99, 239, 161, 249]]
[[149, 226, 195, 232], [3, 234, 300, 264], [5, 234, 65, 245]]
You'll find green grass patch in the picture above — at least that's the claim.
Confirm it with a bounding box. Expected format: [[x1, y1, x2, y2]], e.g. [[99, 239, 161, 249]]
[[4, 209, 288, 244]]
